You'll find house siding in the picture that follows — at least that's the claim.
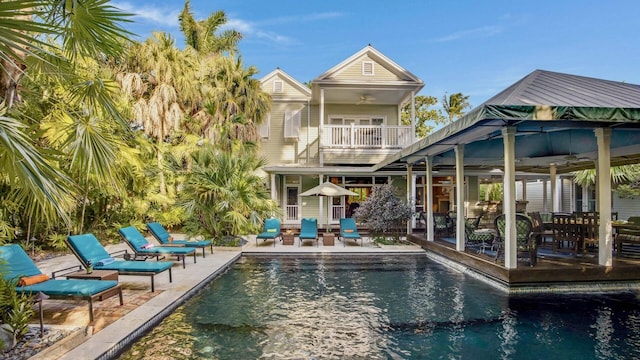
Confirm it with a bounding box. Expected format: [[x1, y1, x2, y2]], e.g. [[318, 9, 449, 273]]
[[333, 55, 402, 81]]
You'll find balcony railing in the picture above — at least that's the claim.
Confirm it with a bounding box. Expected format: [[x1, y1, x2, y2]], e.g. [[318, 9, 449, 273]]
[[324, 125, 412, 149], [285, 205, 300, 221]]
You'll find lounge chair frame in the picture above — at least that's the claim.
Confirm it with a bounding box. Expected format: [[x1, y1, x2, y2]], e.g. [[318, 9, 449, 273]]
[[118, 227, 197, 268], [147, 222, 213, 257]]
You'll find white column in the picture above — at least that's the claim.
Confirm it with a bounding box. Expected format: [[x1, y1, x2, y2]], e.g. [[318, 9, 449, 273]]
[[406, 165, 413, 235], [411, 173, 417, 229], [319, 89, 325, 166], [410, 91, 416, 143], [270, 173, 277, 201], [542, 179, 548, 213], [595, 128, 613, 266], [455, 145, 465, 251], [550, 164, 557, 213], [318, 174, 324, 232], [582, 185, 590, 211], [425, 157, 434, 241], [503, 127, 517, 269]]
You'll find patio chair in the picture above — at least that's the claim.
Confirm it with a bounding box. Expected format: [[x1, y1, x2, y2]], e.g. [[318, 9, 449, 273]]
[[578, 212, 599, 255], [528, 211, 553, 246], [299, 218, 319, 247], [339, 218, 362, 246], [118, 226, 197, 268], [256, 218, 282, 247], [551, 213, 580, 256], [433, 212, 452, 239], [464, 218, 495, 253], [147, 222, 213, 257], [0, 244, 123, 323], [494, 214, 537, 266], [66, 233, 173, 292]]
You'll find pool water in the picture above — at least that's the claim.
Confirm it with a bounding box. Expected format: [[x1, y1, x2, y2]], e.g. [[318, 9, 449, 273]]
[[119, 255, 640, 359]]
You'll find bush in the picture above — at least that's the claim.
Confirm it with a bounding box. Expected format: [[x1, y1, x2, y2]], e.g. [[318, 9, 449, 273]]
[[354, 182, 414, 243]]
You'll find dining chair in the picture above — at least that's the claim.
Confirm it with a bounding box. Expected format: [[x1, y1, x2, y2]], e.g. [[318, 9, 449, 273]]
[[551, 213, 580, 256], [494, 213, 537, 266], [578, 212, 599, 255]]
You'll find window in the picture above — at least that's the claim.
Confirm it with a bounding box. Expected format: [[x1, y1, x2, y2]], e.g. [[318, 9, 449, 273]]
[[284, 109, 301, 138], [362, 61, 374, 76], [258, 114, 270, 139], [273, 80, 284, 93]]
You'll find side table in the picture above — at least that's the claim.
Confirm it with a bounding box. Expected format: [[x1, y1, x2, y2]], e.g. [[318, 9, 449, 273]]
[[283, 233, 295, 245], [66, 269, 119, 281], [322, 233, 335, 246]]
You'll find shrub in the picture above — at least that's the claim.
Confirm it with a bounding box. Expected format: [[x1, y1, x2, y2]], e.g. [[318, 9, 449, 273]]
[[354, 182, 414, 243]]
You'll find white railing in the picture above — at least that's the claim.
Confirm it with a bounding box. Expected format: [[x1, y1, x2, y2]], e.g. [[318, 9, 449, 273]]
[[331, 205, 345, 222], [324, 125, 412, 149], [285, 205, 300, 221]]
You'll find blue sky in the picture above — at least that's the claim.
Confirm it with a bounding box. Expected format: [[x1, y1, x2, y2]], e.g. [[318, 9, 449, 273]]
[[113, 0, 640, 108]]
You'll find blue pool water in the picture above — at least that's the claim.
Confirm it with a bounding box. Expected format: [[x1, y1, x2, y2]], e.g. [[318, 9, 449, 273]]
[[119, 255, 640, 359]]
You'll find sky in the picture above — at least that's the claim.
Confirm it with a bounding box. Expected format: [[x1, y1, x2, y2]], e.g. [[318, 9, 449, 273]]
[[112, 0, 640, 109]]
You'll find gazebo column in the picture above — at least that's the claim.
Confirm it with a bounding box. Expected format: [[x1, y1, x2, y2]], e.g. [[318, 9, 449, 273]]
[[425, 156, 434, 241], [455, 145, 465, 251], [503, 127, 517, 269], [406, 164, 413, 235], [542, 180, 548, 213], [550, 164, 558, 213], [318, 174, 324, 232], [595, 128, 613, 267]]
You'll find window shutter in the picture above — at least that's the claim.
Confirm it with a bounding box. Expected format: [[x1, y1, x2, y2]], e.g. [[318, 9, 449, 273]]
[[258, 114, 270, 139], [273, 80, 284, 93], [284, 109, 301, 139], [362, 61, 374, 76]]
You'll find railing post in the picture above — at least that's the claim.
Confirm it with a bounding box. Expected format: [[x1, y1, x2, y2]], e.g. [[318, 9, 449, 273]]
[[350, 123, 355, 148], [382, 126, 387, 149]]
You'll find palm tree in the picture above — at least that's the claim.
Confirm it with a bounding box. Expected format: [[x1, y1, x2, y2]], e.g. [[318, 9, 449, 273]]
[[207, 56, 271, 142], [442, 92, 471, 123], [573, 165, 640, 187], [179, 0, 242, 55], [0, 0, 133, 232], [180, 142, 279, 241]]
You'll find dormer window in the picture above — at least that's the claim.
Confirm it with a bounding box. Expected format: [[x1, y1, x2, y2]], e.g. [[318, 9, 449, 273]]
[[273, 80, 284, 93], [362, 61, 374, 76]]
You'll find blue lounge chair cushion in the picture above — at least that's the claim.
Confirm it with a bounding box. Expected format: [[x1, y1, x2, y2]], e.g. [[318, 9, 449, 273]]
[[299, 218, 318, 239], [257, 218, 281, 239], [0, 244, 118, 296], [66, 234, 175, 274], [146, 222, 212, 247], [340, 218, 361, 239], [118, 226, 196, 255]]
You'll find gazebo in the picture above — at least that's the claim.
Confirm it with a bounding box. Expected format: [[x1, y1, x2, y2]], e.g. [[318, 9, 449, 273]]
[[375, 69, 640, 269]]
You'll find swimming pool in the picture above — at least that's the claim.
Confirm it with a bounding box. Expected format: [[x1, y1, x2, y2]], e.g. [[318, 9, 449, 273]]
[[118, 255, 640, 359]]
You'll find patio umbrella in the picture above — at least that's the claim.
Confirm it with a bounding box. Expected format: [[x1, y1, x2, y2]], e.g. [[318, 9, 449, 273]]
[[300, 182, 358, 232]]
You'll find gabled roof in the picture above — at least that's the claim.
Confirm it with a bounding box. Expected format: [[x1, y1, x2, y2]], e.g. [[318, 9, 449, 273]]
[[313, 44, 423, 84], [374, 69, 640, 174], [260, 68, 312, 99], [486, 70, 640, 107]]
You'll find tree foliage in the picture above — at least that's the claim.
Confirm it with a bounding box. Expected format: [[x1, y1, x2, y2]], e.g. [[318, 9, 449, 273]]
[[401, 95, 446, 138], [442, 92, 471, 123], [354, 183, 413, 243]]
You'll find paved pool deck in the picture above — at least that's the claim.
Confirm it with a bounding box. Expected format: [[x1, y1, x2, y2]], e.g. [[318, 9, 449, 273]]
[[31, 235, 424, 360]]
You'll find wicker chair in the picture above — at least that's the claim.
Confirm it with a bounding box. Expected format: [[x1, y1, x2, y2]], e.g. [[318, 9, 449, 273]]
[[494, 214, 537, 266]]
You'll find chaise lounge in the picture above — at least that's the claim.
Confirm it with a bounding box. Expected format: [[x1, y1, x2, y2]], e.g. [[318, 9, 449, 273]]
[[256, 218, 282, 247], [339, 218, 362, 247], [146, 222, 213, 257], [118, 226, 197, 268], [299, 218, 318, 247], [0, 244, 123, 322], [66, 233, 173, 292]]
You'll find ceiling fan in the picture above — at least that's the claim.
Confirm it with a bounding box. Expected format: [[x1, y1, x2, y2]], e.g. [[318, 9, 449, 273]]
[[357, 95, 375, 105]]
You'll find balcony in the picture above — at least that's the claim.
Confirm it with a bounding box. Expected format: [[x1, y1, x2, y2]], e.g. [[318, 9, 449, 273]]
[[323, 125, 412, 149]]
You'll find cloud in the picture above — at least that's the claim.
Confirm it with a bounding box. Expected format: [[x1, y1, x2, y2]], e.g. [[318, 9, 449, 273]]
[[112, 1, 180, 28], [432, 25, 503, 43]]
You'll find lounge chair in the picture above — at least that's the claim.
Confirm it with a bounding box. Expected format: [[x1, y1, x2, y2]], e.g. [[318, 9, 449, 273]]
[[147, 222, 213, 257], [339, 218, 362, 247], [0, 244, 123, 322], [299, 218, 318, 247], [256, 218, 282, 247], [118, 226, 197, 268], [66, 233, 173, 292]]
